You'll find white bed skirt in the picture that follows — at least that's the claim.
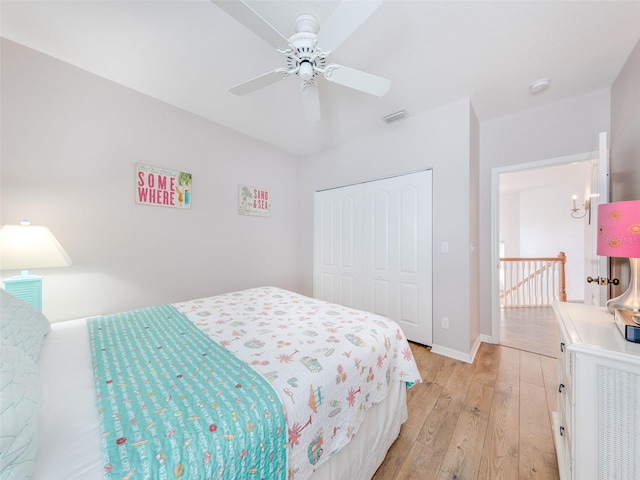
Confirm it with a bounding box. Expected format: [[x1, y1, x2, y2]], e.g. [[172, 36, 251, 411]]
[[34, 318, 406, 480]]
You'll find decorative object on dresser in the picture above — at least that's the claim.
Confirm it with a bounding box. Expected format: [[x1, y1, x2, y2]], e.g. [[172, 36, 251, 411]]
[[597, 199, 640, 314], [551, 302, 640, 480], [0, 220, 71, 310], [614, 309, 640, 342]]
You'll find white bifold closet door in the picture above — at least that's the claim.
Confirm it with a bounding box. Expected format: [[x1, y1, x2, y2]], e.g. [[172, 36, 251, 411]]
[[313, 170, 433, 346]]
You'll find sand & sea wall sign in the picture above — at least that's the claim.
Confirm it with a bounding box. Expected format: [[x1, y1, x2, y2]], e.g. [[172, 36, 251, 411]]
[[238, 185, 270, 217]]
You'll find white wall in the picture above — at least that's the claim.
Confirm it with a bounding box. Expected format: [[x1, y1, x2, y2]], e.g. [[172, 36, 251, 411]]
[[299, 98, 479, 359], [519, 182, 588, 302], [480, 89, 611, 337], [0, 39, 302, 322], [611, 38, 640, 202], [499, 192, 520, 257], [610, 39, 640, 299], [468, 106, 480, 353]]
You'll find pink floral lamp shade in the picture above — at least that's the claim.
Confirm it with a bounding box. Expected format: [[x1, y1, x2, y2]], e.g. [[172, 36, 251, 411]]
[[597, 200, 640, 258], [597, 199, 640, 313]]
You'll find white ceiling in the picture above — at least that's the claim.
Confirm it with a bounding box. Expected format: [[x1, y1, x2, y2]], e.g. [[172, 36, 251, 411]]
[[500, 161, 592, 195], [2, 0, 639, 157]]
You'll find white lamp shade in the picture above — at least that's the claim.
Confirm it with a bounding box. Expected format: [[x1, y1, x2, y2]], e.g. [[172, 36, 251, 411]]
[[0, 224, 72, 270]]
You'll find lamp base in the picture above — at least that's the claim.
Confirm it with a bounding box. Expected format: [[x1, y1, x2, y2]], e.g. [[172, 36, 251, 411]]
[[3, 271, 42, 311], [606, 258, 640, 314]]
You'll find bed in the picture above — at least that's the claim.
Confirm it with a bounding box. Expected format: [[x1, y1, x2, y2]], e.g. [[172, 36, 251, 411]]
[[0, 286, 421, 480]]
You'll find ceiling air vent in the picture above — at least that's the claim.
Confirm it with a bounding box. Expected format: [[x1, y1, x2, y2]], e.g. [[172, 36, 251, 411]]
[[382, 110, 408, 123]]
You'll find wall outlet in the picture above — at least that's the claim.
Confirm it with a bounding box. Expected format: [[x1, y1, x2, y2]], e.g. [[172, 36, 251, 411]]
[[441, 317, 449, 329]]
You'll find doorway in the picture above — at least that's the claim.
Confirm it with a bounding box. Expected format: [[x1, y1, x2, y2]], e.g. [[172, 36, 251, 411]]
[[491, 137, 609, 356]]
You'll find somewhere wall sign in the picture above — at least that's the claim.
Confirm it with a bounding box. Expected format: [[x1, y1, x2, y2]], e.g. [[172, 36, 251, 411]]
[[239, 185, 270, 217], [136, 163, 192, 209]]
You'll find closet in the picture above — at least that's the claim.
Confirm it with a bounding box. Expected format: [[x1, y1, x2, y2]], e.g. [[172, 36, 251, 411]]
[[313, 170, 433, 345]]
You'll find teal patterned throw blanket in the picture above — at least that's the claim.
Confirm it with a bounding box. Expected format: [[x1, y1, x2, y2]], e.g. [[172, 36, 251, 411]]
[[87, 305, 287, 480]]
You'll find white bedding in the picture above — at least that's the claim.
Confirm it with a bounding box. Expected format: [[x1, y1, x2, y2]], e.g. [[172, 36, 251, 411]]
[[35, 317, 102, 479], [34, 302, 411, 479], [174, 287, 420, 478]]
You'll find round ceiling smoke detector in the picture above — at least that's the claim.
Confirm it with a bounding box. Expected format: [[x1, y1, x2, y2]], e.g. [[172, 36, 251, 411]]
[[529, 78, 551, 94]]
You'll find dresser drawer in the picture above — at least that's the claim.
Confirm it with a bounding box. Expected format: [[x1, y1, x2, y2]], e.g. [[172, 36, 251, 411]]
[[555, 392, 573, 480], [558, 359, 572, 406], [557, 369, 575, 479], [557, 385, 571, 446], [558, 321, 573, 382]]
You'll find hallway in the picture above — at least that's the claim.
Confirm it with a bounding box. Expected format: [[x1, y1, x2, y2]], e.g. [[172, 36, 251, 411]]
[[500, 306, 558, 358]]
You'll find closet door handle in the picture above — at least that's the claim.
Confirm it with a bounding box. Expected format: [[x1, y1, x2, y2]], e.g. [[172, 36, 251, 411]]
[[560, 426, 565, 437], [560, 342, 565, 353], [558, 383, 565, 393]]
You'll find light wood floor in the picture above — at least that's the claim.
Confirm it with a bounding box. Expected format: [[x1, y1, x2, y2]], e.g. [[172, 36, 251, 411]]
[[500, 306, 558, 358], [373, 342, 559, 480]]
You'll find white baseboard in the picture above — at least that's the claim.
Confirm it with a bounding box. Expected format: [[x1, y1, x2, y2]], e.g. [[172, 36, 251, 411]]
[[430, 344, 473, 363], [480, 334, 497, 344], [430, 335, 490, 364], [469, 335, 482, 362]]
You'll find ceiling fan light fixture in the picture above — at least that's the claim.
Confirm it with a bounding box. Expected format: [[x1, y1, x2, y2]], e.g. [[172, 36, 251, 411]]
[[529, 78, 551, 94], [299, 61, 314, 81]]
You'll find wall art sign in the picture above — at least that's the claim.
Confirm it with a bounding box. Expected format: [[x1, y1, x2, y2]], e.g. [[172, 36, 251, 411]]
[[136, 163, 192, 209], [238, 185, 270, 217]]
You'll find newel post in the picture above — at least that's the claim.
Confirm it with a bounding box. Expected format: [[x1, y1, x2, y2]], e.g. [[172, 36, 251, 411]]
[[558, 251, 567, 302]]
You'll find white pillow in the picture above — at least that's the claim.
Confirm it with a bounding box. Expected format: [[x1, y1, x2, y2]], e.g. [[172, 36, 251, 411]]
[[0, 289, 50, 360], [0, 340, 40, 480]]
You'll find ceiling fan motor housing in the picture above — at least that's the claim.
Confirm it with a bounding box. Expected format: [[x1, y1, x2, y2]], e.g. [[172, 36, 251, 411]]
[[283, 14, 329, 81], [285, 31, 328, 80]]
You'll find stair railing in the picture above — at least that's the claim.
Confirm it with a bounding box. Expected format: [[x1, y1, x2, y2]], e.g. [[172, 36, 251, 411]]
[[499, 252, 566, 307]]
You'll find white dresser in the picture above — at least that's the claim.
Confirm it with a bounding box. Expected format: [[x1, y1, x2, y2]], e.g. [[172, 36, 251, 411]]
[[552, 302, 640, 480]]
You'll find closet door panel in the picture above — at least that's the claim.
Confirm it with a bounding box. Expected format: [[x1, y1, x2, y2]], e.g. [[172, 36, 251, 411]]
[[400, 184, 419, 274], [372, 190, 390, 272], [314, 170, 432, 345], [361, 171, 432, 345], [373, 279, 391, 317], [400, 282, 419, 325], [313, 188, 362, 309]]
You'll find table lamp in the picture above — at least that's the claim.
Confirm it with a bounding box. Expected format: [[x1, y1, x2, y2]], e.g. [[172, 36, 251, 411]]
[[0, 220, 72, 310], [597, 200, 640, 314]]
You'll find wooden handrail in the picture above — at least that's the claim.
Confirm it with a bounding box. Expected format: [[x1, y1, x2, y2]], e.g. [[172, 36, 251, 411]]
[[499, 252, 566, 306], [501, 256, 566, 262]]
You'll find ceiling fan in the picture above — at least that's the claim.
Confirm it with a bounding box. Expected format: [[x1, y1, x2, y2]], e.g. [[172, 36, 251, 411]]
[[212, 0, 391, 122]]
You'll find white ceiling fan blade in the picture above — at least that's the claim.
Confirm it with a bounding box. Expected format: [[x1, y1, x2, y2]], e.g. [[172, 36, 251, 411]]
[[316, 0, 383, 53], [325, 64, 391, 97], [301, 81, 321, 122], [229, 69, 286, 96], [211, 0, 288, 48]]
